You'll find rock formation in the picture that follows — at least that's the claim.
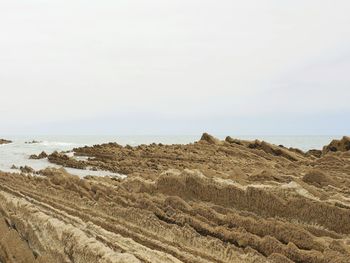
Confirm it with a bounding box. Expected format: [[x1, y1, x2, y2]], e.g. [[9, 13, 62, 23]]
[[29, 151, 48, 159], [1, 134, 350, 262], [323, 136, 350, 154], [0, 139, 11, 145]]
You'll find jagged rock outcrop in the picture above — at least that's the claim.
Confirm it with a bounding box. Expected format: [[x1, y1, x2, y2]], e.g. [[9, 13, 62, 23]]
[[199, 132, 222, 145], [306, 149, 323, 158], [247, 140, 302, 161], [29, 151, 48, 159], [48, 151, 86, 169], [323, 136, 350, 154]]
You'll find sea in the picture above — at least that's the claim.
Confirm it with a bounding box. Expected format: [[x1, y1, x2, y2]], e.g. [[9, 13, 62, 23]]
[[0, 135, 339, 177]]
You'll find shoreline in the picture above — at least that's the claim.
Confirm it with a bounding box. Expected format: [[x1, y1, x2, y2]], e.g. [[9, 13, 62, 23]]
[[0, 133, 350, 262]]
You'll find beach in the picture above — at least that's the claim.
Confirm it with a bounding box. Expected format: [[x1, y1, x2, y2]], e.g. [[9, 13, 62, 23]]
[[0, 134, 350, 262]]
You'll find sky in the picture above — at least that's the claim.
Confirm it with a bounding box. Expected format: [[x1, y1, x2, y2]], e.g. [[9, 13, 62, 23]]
[[0, 0, 349, 135]]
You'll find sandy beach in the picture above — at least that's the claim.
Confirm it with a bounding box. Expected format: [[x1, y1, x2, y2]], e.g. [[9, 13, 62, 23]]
[[1, 134, 350, 262]]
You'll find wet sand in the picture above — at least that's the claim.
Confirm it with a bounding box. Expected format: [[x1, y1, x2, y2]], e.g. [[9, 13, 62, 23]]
[[1, 134, 350, 262]]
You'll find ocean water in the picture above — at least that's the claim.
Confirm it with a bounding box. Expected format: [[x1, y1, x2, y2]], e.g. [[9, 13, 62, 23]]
[[0, 135, 338, 177]]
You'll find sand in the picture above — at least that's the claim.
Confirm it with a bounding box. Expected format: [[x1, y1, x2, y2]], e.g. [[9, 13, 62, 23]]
[[1, 133, 350, 262]]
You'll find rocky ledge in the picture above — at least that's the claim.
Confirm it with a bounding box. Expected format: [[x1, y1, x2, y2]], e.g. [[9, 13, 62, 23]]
[[1, 133, 350, 263]]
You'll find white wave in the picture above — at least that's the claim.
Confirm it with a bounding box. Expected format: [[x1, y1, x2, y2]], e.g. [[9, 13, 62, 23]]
[[40, 141, 79, 147]]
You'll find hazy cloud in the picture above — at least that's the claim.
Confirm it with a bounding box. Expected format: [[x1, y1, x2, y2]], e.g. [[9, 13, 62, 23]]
[[0, 0, 349, 134]]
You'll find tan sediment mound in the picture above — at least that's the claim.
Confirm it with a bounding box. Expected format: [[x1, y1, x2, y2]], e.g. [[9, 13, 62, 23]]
[[306, 149, 323, 158], [249, 169, 291, 183], [225, 136, 244, 145], [247, 140, 302, 161], [2, 134, 350, 262], [149, 170, 350, 234], [0, 170, 266, 263], [225, 136, 305, 162], [323, 136, 350, 154], [199, 132, 222, 145], [0, 139, 11, 145], [0, 191, 142, 263], [38, 167, 70, 177], [0, 218, 54, 263], [302, 169, 336, 188]]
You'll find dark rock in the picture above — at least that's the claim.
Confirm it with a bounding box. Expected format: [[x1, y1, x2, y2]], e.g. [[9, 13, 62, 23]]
[[0, 139, 12, 145], [29, 151, 48, 159], [25, 140, 42, 144], [20, 166, 35, 174]]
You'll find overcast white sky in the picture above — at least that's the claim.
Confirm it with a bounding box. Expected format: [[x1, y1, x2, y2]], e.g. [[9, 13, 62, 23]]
[[1, 0, 349, 135]]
